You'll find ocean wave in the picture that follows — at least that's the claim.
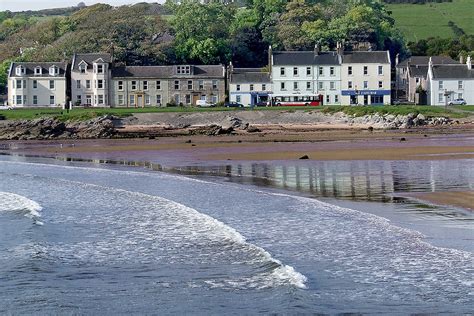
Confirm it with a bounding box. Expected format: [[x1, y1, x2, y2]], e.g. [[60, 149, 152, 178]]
[[0, 192, 43, 220]]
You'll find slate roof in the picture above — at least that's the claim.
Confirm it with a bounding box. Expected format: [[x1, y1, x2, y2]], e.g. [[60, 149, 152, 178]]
[[272, 51, 340, 66], [9, 62, 67, 77], [409, 65, 428, 78], [397, 56, 458, 68], [431, 65, 474, 79], [341, 51, 390, 64], [230, 68, 271, 84], [112, 65, 225, 79], [72, 53, 112, 71]]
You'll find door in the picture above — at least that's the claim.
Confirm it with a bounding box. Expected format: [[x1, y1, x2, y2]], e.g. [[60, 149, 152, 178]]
[[364, 95, 368, 105], [137, 95, 143, 108]]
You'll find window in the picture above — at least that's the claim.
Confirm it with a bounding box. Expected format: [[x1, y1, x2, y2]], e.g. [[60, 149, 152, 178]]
[[187, 80, 193, 90], [212, 95, 218, 103], [16, 79, 22, 89], [174, 80, 180, 90], [348, 66, 352, 76], [335, 95, 339, 103], [33, 96, 38, 105], [198, 80, 204, 90], [330, 67, 335, 76], [131, 81, 137, 90], [236, 84, 241, 91], [145, 95, 151, 105], [49, 80, 55, 90], [98, 95, 104, 105], [79, 64, 86, 73], [438, 93, 444, 103], [306, 67, 311, 76], [458, 93, 463, 99], [177, 65, 191, 74], [363, 66, 368, 75], [348, 81, 353, 89], [306, 82, 311, 90], [319, 67, 323, 76], [94, 95, 97, 105], [326, 95, 330, 104], [118, 94, 124, 105], [458, 81, 463, 89], [330, 82, 335, 90], [130, 95, 135, 106], [185, 94, 191, 104], [77, 95, 82, 104], [280, 67, 285, 76], [363, 81, 368, 89], [86, 80, 91, 89], [416, 77, 420, 84], [174, 95, 180, 104], [16, 66, 25, 76], [293, 67, 298, 76], [156, 95, 162, 105], [281, 82, 286, 90], [76, 80, 81, 89], [212, 80, 218, 89], [156, 81, 161, 90], [33, 80, 37, 89], [97, 80, 104, 89], [250, 84, 254, 91], [378, 81, 383, 89], [378, 65, 383, 75], [97, 64, 104, 74], [439, 81, 444, 89], [293, 82, 298, 90], [262, 84, 266, 91], [236, 95, 241, 102], [86, 95, 92, 105], [34, 67, 42, 75], [143, 81, 148, 91], [318, 81, 324, 90], [118, 81, 123, 91], [49, 66, 58, 76], [50, 95, 55, 105], [16, 95, 22, 105]]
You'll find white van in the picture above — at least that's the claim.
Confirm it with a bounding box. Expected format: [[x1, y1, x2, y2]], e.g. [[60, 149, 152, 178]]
[[196, 100, 214, 107]]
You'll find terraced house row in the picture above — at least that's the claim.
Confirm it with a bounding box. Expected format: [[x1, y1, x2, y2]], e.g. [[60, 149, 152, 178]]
[[8, 48, 400, 107]]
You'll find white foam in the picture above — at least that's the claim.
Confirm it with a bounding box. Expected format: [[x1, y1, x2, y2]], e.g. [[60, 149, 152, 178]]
[[0, 192, 43, 219]]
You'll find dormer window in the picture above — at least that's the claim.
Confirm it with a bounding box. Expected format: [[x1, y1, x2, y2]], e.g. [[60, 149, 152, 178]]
[[97, 64, 104, 74], [15, 65, 25, 76], [49, 66, 59, 76], [79, 63, 87, 73], [176, 65, 191, 75], [34, 66, 42, 75]]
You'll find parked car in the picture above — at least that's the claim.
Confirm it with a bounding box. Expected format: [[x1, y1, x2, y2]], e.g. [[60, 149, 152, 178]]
[[255, 101, 269, 107], [224, 101, 244, 108], [448, 98, 467, 106], [196, 100, 214, 107]]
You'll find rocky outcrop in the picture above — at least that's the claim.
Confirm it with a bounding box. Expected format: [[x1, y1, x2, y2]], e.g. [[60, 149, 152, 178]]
[[346, 112, 454, 129], [0, 115, 117, 140]]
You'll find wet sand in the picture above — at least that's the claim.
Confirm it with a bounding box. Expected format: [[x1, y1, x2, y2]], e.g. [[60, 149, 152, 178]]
[[400, 191, 474, 211]]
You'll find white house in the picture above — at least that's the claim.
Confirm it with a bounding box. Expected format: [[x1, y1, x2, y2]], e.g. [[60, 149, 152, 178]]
[[71, 53, 112, 107], [270, 45, 342, 106], [229, 66, 272, 106], [427, 56, 474, 106], [340, 51, 391, 105], [7, 62, 67, 107]]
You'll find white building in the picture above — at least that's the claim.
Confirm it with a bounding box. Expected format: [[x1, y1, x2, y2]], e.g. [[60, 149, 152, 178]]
[[427, 56, 474, 106], [71, 53, 112, 107], [340, 51, 391, 105], [7, 62, 67, 107], [270, 46, 342, 105], [229, 66, 272, 106]]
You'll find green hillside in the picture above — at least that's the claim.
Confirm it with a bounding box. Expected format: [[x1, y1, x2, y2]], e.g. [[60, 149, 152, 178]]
[[387, 0, 474, 42]]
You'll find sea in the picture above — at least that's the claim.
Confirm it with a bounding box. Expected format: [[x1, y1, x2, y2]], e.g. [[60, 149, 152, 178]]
[[0, 155, 473, 314]]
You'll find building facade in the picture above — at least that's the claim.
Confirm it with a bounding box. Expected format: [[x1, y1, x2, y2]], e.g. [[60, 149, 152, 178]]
[[110, 65, 225, 107], [427, 56, 474, 106], [270, 47, 342, 105], [340, 51, 391, 105], [228, 66, 272, 106], [71, 53, 112, 107], [8, 62, 67, 107]]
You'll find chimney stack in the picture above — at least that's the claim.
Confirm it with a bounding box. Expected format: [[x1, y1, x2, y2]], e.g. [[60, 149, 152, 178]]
[[314, 42, 320, 56], [395, 53, 399, 66], [467, 56, 472, 70], [268, 45, 273, 74], [336, 42, 344, 56], [459, 55, 465, 64]]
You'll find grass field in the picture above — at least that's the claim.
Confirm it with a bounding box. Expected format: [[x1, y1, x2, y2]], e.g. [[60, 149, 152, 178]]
[[0, 105, 470, 121], [387, 0, 474, 41]]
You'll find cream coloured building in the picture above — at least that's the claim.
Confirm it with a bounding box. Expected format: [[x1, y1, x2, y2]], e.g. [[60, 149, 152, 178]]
[[7, 62, 67, 107], [71, 53, 112, 107], [229, 67, 272, 106]]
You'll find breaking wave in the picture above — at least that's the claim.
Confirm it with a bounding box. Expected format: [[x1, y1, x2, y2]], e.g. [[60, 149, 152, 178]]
[[0, 192, 43, 224]]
